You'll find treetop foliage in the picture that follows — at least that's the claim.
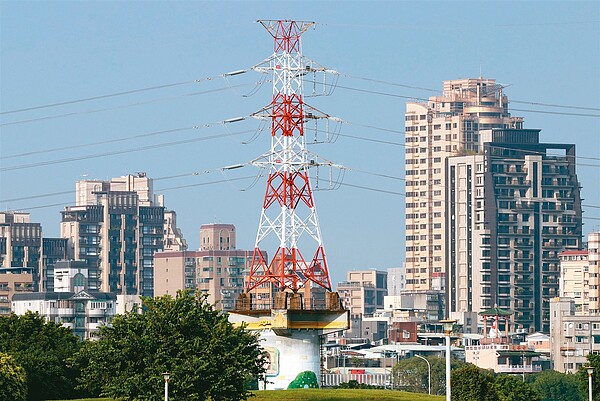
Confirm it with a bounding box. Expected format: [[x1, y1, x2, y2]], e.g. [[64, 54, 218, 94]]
[[74, 290, 266, 401]]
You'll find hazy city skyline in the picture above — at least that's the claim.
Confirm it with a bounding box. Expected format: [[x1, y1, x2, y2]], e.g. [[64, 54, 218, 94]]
[[1, 1, 598, 287]]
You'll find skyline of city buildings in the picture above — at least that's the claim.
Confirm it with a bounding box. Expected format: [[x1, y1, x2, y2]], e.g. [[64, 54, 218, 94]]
[[0, 76, 594, 372]]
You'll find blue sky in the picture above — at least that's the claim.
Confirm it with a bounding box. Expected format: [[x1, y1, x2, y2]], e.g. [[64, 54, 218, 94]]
[[1, 1, 599, 287]]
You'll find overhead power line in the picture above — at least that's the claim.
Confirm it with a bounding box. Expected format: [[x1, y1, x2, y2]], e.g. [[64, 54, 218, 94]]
[[0, 71, 251, 115], [0, 128, 253, 172], [0, 85, 251, 127]]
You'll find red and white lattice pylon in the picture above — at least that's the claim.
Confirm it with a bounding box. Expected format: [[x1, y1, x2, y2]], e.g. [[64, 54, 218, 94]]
[[246, 20, 332, 294]]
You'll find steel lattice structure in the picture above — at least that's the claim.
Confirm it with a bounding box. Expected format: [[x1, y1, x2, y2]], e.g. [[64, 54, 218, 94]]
[[246, 20, 332, 294]]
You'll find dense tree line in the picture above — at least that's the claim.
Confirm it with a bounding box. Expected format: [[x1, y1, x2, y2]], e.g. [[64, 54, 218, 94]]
[[393, 356, 584, 401], [0, 290, 265, 401]]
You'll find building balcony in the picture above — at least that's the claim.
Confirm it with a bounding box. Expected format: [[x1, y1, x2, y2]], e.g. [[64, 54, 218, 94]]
[[515, 254, 533, 261], [480, 337, 510, 346], [57, 308, 74, 317], [497, 364, 542, 374], [87, 308, 106, 318]]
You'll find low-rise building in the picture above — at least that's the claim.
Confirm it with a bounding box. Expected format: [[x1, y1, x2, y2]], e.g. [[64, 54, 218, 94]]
[[549, 297, 600, 373], [11, 260, 116, 339], [465, 307, 541, 374]]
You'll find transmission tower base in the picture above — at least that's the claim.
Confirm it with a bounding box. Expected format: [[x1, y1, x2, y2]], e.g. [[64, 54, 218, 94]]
[[229, 291, 349, 389]]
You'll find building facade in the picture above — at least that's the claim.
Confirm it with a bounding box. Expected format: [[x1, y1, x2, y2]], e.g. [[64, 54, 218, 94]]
[[0, 212, 68, 313], [60, 173, 186, 309], [446, 129, 582, 332], [558, 232, 600, 315], [337, 270, 388, 317], [155, 224, 255, 310], [549, 297, 600, 373], [386, 267, 406, 297], [404, 78, 523, 292], [12, 260, 116, 340]]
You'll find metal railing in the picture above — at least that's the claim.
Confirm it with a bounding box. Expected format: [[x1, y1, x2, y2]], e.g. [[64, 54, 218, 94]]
[[321, 373, 390, 388]]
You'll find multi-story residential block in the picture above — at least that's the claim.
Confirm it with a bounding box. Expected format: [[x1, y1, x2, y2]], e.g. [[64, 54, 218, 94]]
[[1, 212, 42, 287], [0, 212, 68, 313], [559, 250, 588, 313], [0, 267, 32, 315], [558, 232, 600, 315], [447, 128, 582, 333], [337, 270, 388, 317], [60, 173, 186, 311], [155, 224, 255, 310], [41, 237, 69, 292], [549, 297, 600, 373], [12, 260, 116, 340], [404, 78, 523, 292]]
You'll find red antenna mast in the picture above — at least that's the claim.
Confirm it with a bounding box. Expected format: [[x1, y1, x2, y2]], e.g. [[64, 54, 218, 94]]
[[246, 20, 332, 294]]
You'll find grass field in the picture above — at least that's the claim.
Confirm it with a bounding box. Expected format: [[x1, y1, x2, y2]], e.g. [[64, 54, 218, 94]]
[[55, 389, 443, 401], [252, 388, 443, 400]]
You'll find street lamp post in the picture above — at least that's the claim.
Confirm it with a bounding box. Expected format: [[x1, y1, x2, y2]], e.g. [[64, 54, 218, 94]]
[[587, 366, 594, 401], [440, 319, 456, 401], [162, 372, 170, 401], [415, 354, 431, 395]]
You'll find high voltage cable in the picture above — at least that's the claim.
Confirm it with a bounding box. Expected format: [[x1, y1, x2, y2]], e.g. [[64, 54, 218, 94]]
[[9, 176, 256, 211], [0, 115, 249, 160], [0, 164, 251, 204], [0, 129, 253, 172], [338, 72, 600, 112], [318, 81, 600, 118], [335, 119, 600, 165], [337, 181, 600, 221], [5, 163, 600, 218], [0, 85, 250, 127], [0, 75, 226, 115], [3, 115, 600, 172], [2, 67, 596, 125]]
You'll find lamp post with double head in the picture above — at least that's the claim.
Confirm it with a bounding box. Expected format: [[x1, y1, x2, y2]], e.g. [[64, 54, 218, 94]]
[[440, 319, 456, 401]]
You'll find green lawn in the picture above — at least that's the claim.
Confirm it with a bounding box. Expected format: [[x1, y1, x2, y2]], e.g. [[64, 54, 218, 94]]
[[54, 389, 443, 401], [252, 389, 443, 400]]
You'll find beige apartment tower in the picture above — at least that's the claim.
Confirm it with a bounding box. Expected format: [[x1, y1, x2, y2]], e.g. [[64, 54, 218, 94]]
[[404, 78, 523, 291]]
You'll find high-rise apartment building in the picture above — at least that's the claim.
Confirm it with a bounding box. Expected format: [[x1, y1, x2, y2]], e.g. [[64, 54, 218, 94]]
[[60, 173, 186, 309], [447, 128, 582, 332], [404, 78, 523, 292]]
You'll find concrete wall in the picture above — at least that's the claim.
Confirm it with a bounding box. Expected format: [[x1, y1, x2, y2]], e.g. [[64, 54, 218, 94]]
[[260, 329, 321, 390]]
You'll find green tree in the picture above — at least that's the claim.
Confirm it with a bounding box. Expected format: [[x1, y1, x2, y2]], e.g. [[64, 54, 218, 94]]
[[0, 311, 82, 401], [392, 356, 464, 395], [494, 374, 541, 401], [74, 290, 265, 401], [0, 352, 27, 401], [531, 370, 581, 401], [451, 364, 499, 401], [578, 353, 600, 401]]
